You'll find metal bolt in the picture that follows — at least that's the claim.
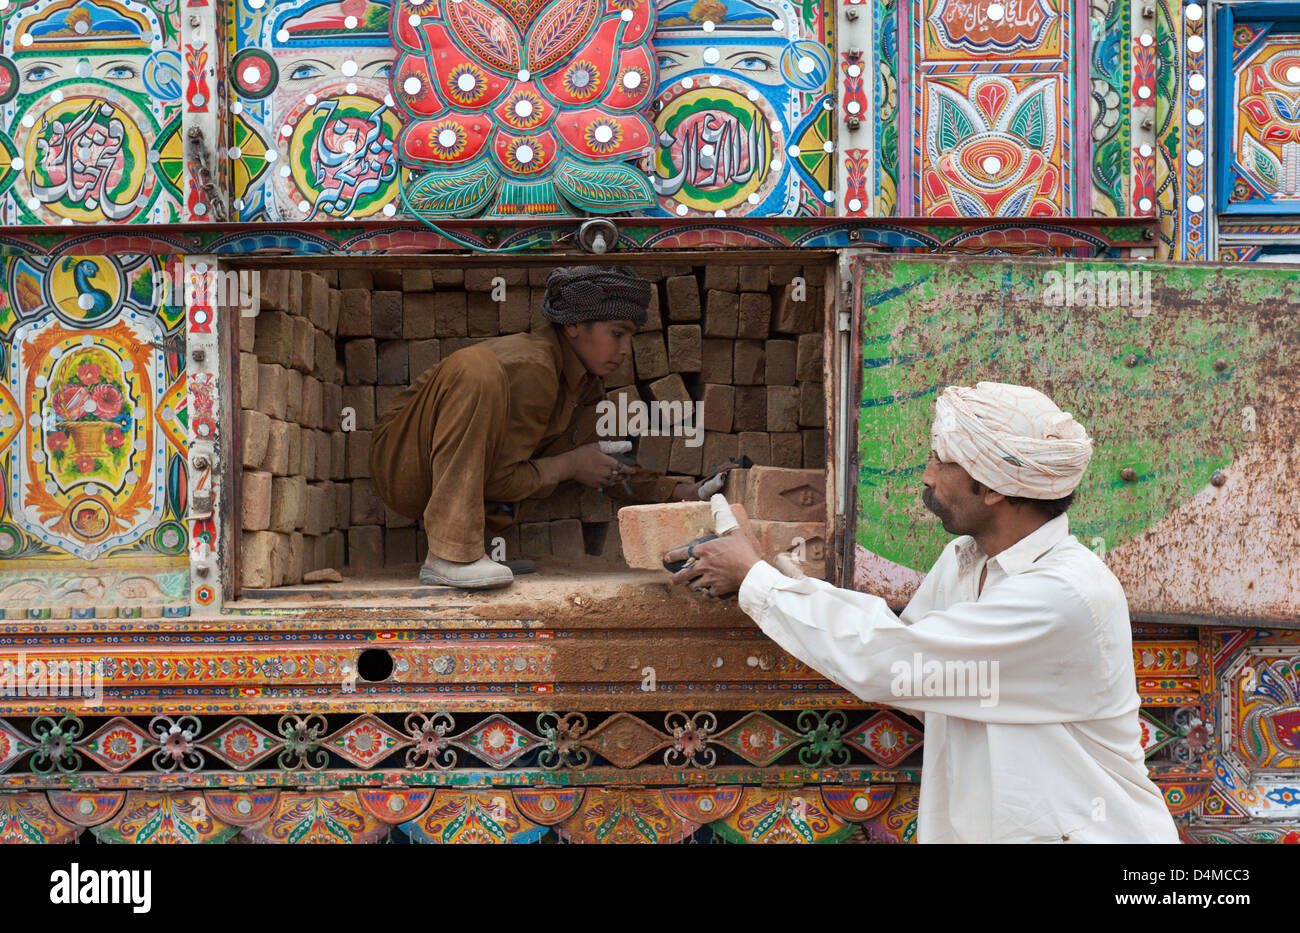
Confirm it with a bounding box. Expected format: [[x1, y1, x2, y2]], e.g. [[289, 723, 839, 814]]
[[1126, 354, 1139, 367], [1141, 3, 1154, 16], [192, 455, 209, 470], [1213, 358, 1227, 372], [1211, 471, 1226, 487], [195, 565, 210, 578], [848, 228, 862, 241], [483, 231, 498, 245], [845, 7, 858, 19], [846, 115, 861, 130], [191, 348, 206, 363], [1141, 117, 1153, 129], [1141, 228, 1155, 240], [1120, 468, 1137, 482], [848, 46, 863, 59]]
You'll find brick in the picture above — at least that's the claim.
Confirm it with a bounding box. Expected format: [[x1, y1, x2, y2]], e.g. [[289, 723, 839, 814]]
[[467, 292, 498, 337], [303, 273, 330, 331], [701, 384, 734, 433], [301, 376, 322, 429], [313, 430, 332, 482], [430, 267, 465, 287], [347, 429, 373, 479], [284, 369, 302, 423], [519, 522, 551, 557], [775, 283, 819, 333], [738, 432, 771, 466], [334, 481, 351, 527], [604, 384, 642, 413], [242, 470, 273, 530], [241, 531, 278, 588], [373, 269, 403, 290], [733, 386, 766, 431], [341, 385, 375, 431], [331, 432, 346, 481], [770, 432, 803, 469], [323, 530, 346, 569], [258, 269, 290, 312], [325, 288, 341, 335], [269, 532, 290, 587], [350, 478, 384, 525], [701, 431, 738, 473], [579, 487, 613, 522], [434, 291, 468, 336], [239, 352, 259, 405], [703, 290, 738, 337], [377, 341, 409, 385], [738, 292, 771, 339], [734, 340, 765, 385], [769, 263, 801, 287], [385, 526, 418, 565], [738, 265, 768, 292], [239, 313, 256, 353], [241, 409, 270, 469], [603, 355, 635, 388], [545, 486, 584, 520], [669, 436, 703, 475], [767, 385, 799, 432], [765, 340, 797, 385], [370, 291, 402, 339], [796, 333, 823, 381], [754, 520, 826, 576], [701, 339, 733, 383], [314, 329, 335, 379], [300, 428, 317, 478], [409, 339, 441, 379], [632, 332, 668, 380], [637, 435, 672, 473], [617, 501, 753, 569], [304, 483, 331, 536], [348, 525, 385, 569], [528, 266, 550, 286], [284, 273, 302, 316], [339, 269, 373, 290], [799, 382, 825, 427], [345, 339, 376, 384], [264, 419, 294, 475], [638, 284, 662, 332], [550, 519, 586, 560], [269, 475, 307, 533], [803, 429, 826, 468], [724, 466, 825, 522], [337, 289, 371, 337], [466, 267, 525, 291], [666, 325, 702, 371], [253, 311, 293, 366], [301, 534, 319, 576], [704, 265, 738, 291], [322, 383, 342, 432], [665, 275, 701, 321], [403, 268, 434, 292], [485, 525, 519, 560], [385, 504, 415, 529], [499, 287, 531, 333], [402, 292, 436, 339], [376, 386, 405, 418], [647, 372, 690, 407]]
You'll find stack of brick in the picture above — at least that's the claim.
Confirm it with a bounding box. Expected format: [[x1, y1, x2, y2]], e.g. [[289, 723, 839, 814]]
[[238, 262, 830, 584], [723, 466, 828, 578]]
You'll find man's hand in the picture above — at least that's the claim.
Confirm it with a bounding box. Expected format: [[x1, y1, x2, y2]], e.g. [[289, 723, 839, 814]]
[[564, 442, 634, 488], [670, 461, 741, 501], [665, 533, 763, 597]]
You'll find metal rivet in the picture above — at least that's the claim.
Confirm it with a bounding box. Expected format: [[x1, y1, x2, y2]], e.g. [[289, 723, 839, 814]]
[[192, 455, 209, 470], [846, 115, 861, 130], [191, 348, 205, 363], [1120, 468, 1137, 482], [1213, 358, 1227, 372], [845, 8, 858, 19], [848, 46, 862, 58], [848, 228, 862, 241], [1126, 354, 1139, 367], [1211, 471, 1226, 487], [195, 565, 210, 578]]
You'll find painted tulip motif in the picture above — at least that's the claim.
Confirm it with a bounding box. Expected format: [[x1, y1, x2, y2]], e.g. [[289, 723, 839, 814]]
[[390, 0, 658, 218]]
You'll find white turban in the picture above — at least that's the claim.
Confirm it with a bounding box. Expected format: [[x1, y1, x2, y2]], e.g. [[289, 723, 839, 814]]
[[931, 382, 1093, 499]]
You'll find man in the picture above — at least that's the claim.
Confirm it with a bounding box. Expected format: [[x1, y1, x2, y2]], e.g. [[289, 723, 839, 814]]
[[371, 265, 710, 589], [668, 382, 1180, 843]]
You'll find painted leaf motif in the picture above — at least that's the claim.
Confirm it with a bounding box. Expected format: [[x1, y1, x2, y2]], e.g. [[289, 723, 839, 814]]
[[1242, 134, 1280, 187], [934, 90, 978, 155], [525, 0, 600, 75], [404, 158, 501, 215], [441, 805, 467, 842], [555, 157, 654, 211], [1006, 90, 1047, 149], [447, 0, 522, 72]]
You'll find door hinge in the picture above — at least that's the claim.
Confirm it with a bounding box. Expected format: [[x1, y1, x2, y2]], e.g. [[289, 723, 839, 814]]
[[837, 310, 851, 332]]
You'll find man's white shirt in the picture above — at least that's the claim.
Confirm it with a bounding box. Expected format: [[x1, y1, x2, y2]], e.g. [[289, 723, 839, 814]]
[[737, 514, 1180, 843]]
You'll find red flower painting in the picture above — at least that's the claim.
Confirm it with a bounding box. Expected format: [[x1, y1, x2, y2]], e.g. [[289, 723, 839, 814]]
[[91, 384, 124, 420], [47, 431, 69, 451]]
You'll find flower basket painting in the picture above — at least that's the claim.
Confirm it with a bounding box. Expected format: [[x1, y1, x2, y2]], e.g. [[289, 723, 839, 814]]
[[391, 0, 659, 219], [43, 348, 135, 491]]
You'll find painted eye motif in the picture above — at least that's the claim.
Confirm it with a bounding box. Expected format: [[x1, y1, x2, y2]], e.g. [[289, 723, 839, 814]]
[[656, 54, 677, 69], [289, 64, 323, 80], [373, 63, 392, 79], [23, 65, 53, 81], [735, 56, 771, 72], [106, 65, 136, 79]]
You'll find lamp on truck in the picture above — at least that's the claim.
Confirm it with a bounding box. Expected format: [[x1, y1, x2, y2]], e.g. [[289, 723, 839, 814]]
[[578, 219, 619, 254]]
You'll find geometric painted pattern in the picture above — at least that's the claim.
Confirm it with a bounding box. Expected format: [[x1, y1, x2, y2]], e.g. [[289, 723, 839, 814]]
[[844, 711, 922, 767], [717, 711, 802, 766], [81, 717, 153, 772], [450, 713, 539, 768], [326, 714, 410, 768], [201, 717, 280, 770]]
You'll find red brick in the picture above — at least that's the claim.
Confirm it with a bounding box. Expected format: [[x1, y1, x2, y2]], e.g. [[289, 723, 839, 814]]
[[704, 290, 738, 337], [724, 466, 825, 522], [313, 430, 332, 482], [256, 363, 287, 419], [269, 475, 307, 533], [313, 328, 335, 378], [669, 436, 703, 475], [322, 383, 342, 431], [734, 340, 765, 384], [701, 339, 732, 383], [325, 288, 341, 335], [347, 430, 373, 479], [519, 522, 551, 557], [796, 333, 823, 381], [284, 423, 302, 475], [638, 284, 662, 333], [647, 372, 690, 406], [738, 265, 768, 292], [499, 287, 531, 333], [434, 292, 468, 336], [800, 381, 825, 427], [241, 409, 270, 469], [579, 487, 613, 522], [299, 429, 317, 478], [617, 501, 754, 569], [403, 292, 436, 339], [770, 432, 803, 469], [348, 525, 385, 569], [738, 432, 771, 466], [467, 292, 498, 337], [702, 431, 738, 473], [384, 504, 415, 529], [239, 313, 256, 353], [344, 339, 376, 385], [550, 518, 586, 560], [701, 384, 734, 433], [633, 332, 668, 380], [665, 275, 701, 321], [803, 429, 826, 468], [775, 283, 819, 333], [738, 292, 771, 339], [284, 369, 303, 423], [666, 325, 702, 371], [304, 482, 331, 535], [604, 383, 642, 412], [766, 340, 797, 385], [431, 268, 465, 287], [263, 419, 294, 475], [767, 385, 800, 432], [350, 478, 384, 525], [301, 376, 322, 429], [528, 266, 550, 286], [371, 291, 403, 338], [241, 531, 279, 588], [303, 273, 330, 331], [385, 526, 418, 565], [334, 481, 351, 527], [733, 386, 767, 431], [403, 268, 434, 292], [331, 431, 346, 481], [377, 341, 409, 385], [242, 470, 273, 530], [704, 265, 738, 291], [754, 520, 826, 577], [240, 352, 259, 404], [258, 269, 291, 313], [637, 435, 672, 473], [341, 385, 375, 430], [253, 311, 293, 366], [375, 386, 405, 419], [466, 267, 525, 291], [337, 289, 371, 337], [339, 269, 372, 290]]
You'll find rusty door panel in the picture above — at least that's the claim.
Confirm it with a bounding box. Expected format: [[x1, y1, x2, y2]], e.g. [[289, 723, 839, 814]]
[[848, 255, 1300, 625]]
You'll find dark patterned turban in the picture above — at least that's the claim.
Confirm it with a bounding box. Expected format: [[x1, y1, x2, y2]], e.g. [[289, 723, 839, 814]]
[[541, 266, 651, 326]]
